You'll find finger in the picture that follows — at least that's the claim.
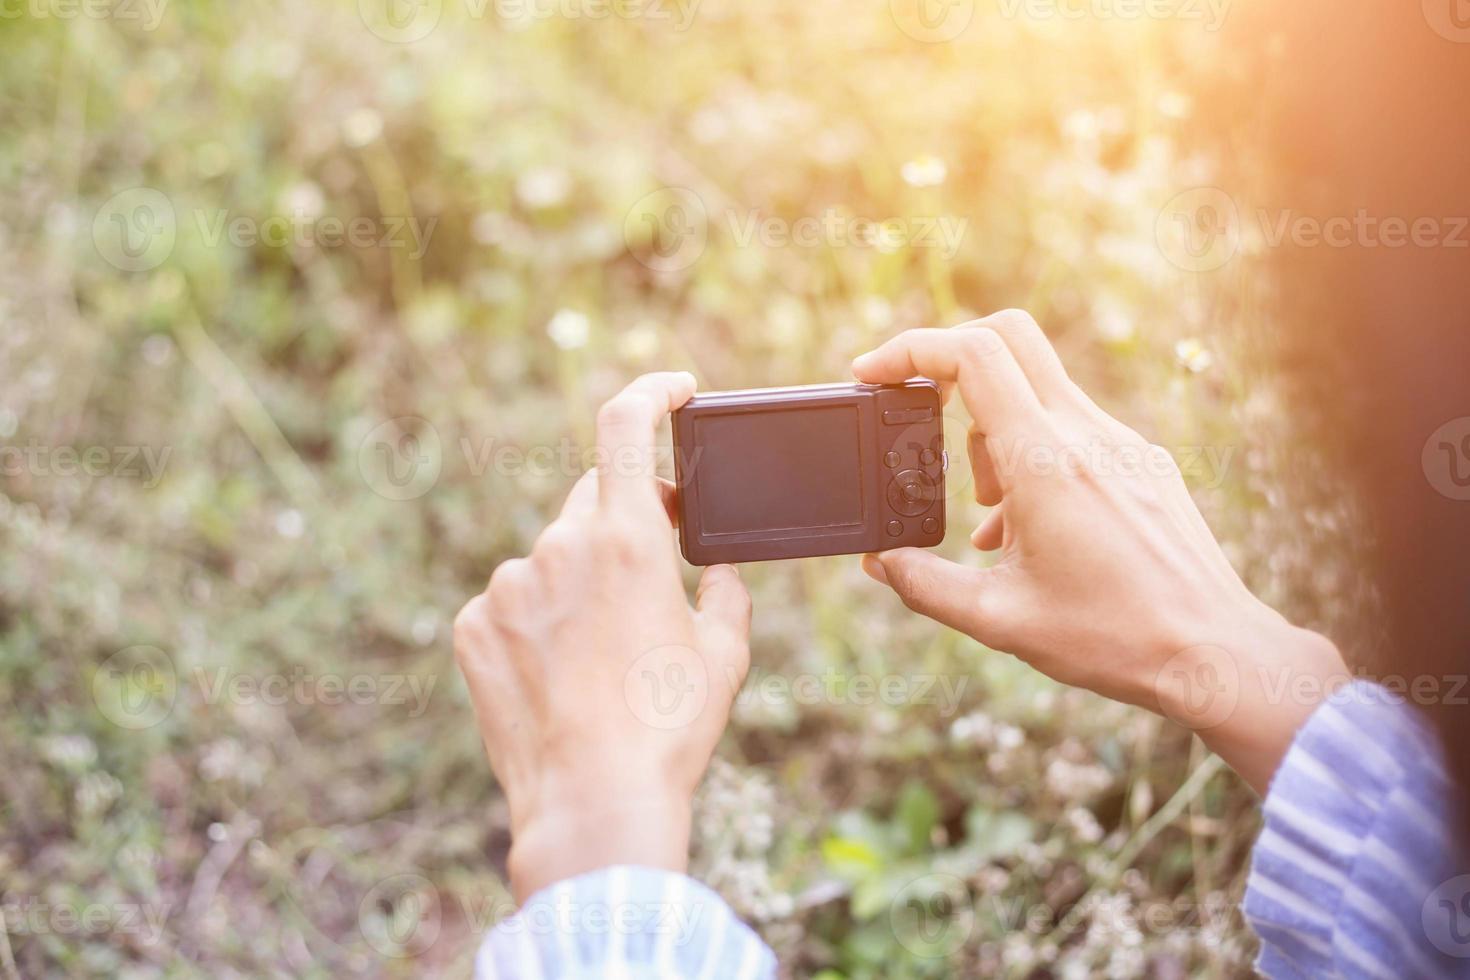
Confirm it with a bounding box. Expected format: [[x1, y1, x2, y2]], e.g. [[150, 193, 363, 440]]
[[559, 468, 600, 519], [968, 429, 1003, 506], [657, 477, 680, 528], [862, 548, 999, 638], [851, 327, 1045, 441], [569, 469, 681, 527], [971, 310, 1076, 406], [971, 505, 1005, 551], [694, 563, 752, 679], [595, 372, 698, 512]]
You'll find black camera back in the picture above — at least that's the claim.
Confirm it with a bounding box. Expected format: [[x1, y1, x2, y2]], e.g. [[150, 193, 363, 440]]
[[672, 381, 946, 565]]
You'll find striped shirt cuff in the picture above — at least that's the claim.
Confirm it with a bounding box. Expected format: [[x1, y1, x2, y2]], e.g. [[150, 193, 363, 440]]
[[475, 865, 777, 979], [1245, 681, 1468, 979]]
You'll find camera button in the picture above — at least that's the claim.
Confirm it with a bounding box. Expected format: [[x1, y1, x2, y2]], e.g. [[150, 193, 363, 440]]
[[884, 450, 901, 468], [887, 469, 936, 517], [886, 519, 904, 537], [922, 517, 939, 534], [883, 407, 935, 425]]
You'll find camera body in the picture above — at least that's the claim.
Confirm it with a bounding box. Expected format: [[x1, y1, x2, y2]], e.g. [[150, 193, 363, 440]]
[[672, 380, 946, 565]]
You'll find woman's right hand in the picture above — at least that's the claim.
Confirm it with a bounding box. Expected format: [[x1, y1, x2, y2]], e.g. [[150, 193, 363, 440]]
[[852, 311, 1346, 793]]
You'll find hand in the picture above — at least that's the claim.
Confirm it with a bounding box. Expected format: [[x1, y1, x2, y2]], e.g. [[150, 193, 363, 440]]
[[453, 372, 752, 901], [852, 311, 1346, 793]]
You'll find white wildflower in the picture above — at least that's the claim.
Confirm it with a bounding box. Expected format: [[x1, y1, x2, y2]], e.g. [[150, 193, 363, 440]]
[[547, 309, 591, 350]]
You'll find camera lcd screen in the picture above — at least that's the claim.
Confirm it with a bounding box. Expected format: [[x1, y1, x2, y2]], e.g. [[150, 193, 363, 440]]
[[692, 407, 864, 534]]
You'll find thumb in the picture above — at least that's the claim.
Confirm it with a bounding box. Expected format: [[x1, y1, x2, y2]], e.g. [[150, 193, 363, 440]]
[[694, 563, 752, 680], [862, 548, 997, 638]]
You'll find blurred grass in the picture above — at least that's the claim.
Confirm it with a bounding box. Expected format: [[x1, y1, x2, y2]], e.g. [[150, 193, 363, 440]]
[[0, 0, 1359, 976]]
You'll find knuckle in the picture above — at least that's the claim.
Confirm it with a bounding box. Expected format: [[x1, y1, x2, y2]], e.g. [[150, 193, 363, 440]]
[[989, 308, 1039, 333], [596, 393, 651, 431], [960, 327, 1005, 363], [531, 522, 581, 566], [452, 594, 488, 641], [486, 558, 532, 605], [452, 594, 492, 666], [593, 520, 645, 564]]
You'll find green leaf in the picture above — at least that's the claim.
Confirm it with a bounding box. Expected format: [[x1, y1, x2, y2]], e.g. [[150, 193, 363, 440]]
[[963, 807, 1035, 862], [822, 836, 884, 881], [894, 780, 940, 855]]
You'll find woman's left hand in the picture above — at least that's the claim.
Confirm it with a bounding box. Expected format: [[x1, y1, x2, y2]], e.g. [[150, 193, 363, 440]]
[[453, 372, 752, 901]]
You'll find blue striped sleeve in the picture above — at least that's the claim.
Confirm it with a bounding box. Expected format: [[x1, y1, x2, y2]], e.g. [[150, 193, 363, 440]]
[[474, 865, 777, 979], [1245, 681, 1470, 979]]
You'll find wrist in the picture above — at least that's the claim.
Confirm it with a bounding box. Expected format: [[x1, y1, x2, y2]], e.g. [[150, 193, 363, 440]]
[[507, 780, 693, 903], [1154, 598, 1348, 794]]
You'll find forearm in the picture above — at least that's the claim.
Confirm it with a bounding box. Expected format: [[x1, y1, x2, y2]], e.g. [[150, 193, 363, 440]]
[[508, 794, 693, 903], [1155, 599, 1349, 795]]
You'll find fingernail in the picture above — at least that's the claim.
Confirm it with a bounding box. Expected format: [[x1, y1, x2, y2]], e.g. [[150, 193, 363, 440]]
[[861, 553, 888, 585]]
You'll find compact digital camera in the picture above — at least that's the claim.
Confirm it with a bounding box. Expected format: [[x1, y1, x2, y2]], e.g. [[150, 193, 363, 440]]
[[671, 381, 947, 565]]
